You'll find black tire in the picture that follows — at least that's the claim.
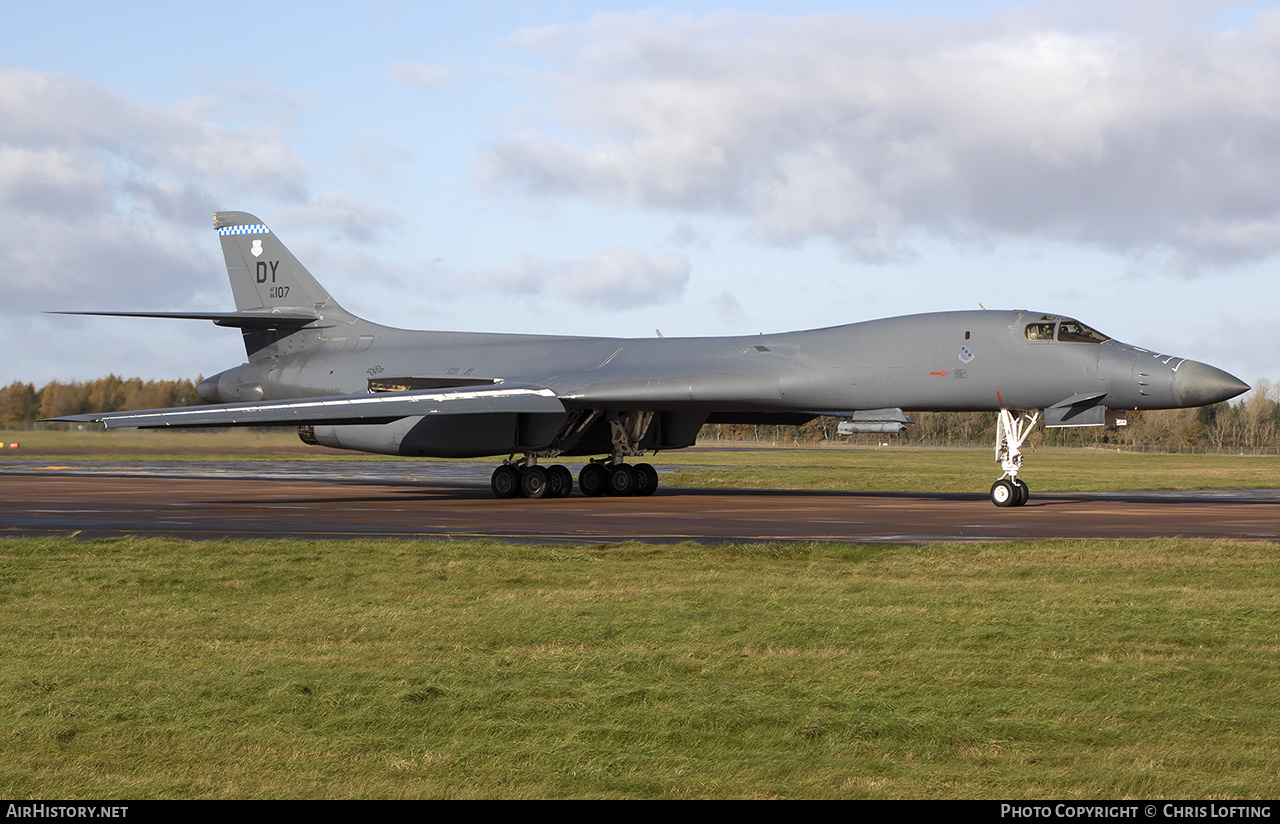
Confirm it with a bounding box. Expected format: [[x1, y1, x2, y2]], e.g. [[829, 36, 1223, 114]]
[[547, 465, 573, 498], [578, 464, 607, 497], [606, 464, 635, 497], [990, 479, 1016, 507], [520, 465, 548, 499], [491, 465, 520, 499], [1013, 478, 1029, 507], [633, 462, 659, 496]]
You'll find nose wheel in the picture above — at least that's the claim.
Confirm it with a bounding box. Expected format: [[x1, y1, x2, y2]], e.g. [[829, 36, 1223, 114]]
[[990, 477, 1029, 507]]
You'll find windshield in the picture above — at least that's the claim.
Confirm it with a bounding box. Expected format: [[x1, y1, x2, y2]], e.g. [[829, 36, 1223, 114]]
[[1024, 316, 1111, 344], [1056, 319, 1110, 343]]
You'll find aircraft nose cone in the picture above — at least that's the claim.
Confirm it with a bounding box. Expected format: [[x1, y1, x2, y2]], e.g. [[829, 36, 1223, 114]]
[[1175, 360, 1250, 407]]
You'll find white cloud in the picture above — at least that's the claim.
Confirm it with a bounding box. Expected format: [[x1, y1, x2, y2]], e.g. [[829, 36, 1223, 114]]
[[277, 192, 404, 243], [388, 63, 454, 90], [709, 290, 745, 325], [484, 246, 691, 309], [479, 5, 1280, 268], [0, 68, 311, 313], [666, 219, 712, 250], [0, 147, 110, 213]]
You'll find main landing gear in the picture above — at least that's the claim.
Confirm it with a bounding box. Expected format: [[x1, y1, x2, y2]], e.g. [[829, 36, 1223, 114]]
[[489, 410, 662, 499], [991, 408, 1038, 507], [489, 460, 659, 499]]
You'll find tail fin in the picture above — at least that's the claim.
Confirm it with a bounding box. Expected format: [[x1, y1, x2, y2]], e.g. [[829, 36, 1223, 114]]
[[214, 211, 359, 360], [214, 211, 354, 320]]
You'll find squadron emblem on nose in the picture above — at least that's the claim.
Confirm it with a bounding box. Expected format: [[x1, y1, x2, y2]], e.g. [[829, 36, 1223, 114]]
[[958, 344, 975, 364]]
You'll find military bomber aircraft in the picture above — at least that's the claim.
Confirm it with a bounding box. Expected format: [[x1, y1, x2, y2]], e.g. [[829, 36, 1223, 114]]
[[53, 211, 1250, 506]]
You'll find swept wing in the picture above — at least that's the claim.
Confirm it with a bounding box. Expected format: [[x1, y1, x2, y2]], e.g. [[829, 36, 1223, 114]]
[[51, 386, 564, 429]]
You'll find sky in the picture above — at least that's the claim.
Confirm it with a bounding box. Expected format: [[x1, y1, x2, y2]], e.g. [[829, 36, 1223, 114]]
[[2, 0, 1277, 391]]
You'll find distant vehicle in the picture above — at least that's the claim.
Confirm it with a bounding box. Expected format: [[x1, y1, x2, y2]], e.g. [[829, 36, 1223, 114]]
[[53, 211, 1248, 506]]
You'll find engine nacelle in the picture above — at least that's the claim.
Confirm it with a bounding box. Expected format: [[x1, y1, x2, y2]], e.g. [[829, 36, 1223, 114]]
[[197, 366, 264, 403]]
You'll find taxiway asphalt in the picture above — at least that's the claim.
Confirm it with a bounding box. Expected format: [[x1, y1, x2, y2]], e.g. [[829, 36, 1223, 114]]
[[2, 466, 1276, 543]]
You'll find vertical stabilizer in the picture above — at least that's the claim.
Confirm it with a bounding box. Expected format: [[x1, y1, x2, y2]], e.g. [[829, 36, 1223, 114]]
[[213, 211, 359, 361], [214, 211, 352, 320]]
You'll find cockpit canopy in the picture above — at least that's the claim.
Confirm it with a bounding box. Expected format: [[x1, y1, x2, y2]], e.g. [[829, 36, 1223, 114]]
[[1024, 315, 1110, 344]]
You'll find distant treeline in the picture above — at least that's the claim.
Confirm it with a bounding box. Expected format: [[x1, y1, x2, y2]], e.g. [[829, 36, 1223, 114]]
[[705, 378, 1280, 453], [5, 375, 1279, 452], [1, 376, 200, 427]]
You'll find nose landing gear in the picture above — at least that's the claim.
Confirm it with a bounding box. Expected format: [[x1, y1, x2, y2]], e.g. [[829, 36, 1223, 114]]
[[992, 408, 1037, 507]]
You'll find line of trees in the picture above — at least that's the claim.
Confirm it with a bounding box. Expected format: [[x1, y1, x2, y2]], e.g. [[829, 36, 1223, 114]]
[[705, 379, 1280, 452], [4, 375, 1278, 452], [1, 376, 201, 427]]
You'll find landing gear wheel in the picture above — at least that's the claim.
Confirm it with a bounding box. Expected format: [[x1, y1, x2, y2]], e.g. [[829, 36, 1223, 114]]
[[547, 465, 573, 498], [491, 465, 520, 499], [990, 479, 1016, 508], [633, 462, 659, 497], [579, 464, 607, 497], [606, 464, 636, 497], [1013, 478, 1029, 507], [520, 465, 548, 499]]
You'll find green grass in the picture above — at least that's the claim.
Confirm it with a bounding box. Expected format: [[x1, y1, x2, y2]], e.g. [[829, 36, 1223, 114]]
[[5, 429, 1279, 492], [667, 450, 1280, 492], [0, 427, 322, 459], [2, 537, 1278, 798]]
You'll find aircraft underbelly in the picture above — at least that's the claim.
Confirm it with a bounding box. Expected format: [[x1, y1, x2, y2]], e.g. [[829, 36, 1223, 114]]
[[314, 409, 567, 459]]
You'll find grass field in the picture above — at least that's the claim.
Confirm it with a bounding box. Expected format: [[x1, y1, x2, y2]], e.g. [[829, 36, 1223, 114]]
[[4, 428, 1279, 493], [4, 431, 1276, 798], [2, 536, 1278, 799], [0, 428, 346, 461], [667, 450, 1280, 492]]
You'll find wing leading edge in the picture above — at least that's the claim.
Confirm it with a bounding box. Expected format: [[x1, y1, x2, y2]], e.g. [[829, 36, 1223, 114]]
[[49, 386, 565, 429]]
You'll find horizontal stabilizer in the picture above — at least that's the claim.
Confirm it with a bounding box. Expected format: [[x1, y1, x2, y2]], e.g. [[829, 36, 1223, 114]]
[[49, 310, 329, 329], [49, 387, 564, 430]]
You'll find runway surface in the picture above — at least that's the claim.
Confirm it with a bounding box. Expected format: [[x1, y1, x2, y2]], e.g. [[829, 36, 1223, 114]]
[[2, 463, 1277, 543]]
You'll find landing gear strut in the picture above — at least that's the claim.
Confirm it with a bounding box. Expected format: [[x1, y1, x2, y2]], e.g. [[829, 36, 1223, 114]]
[[992, 408, 1037, 507]]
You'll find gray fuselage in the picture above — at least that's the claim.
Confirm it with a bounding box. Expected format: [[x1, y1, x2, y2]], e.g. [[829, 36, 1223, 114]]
[[205, 309, 1211, 416]]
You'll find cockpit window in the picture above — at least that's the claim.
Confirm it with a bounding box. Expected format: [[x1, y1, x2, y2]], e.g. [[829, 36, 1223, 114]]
[[1057, 320, 1110, 343], [1024, 322, 1056, 342], [1024, 318, 1111, 344]]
